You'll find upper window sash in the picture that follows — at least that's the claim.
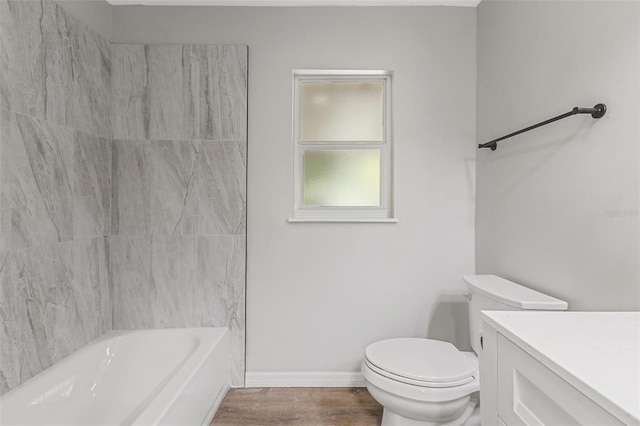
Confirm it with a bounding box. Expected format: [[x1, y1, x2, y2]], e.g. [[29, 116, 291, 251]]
[[293, 70, 391, 146]]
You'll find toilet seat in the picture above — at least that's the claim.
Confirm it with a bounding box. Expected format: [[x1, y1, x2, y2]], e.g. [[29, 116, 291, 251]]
[[361, 356, 480, 404], [364, 358, 475, 388], [364, 338, 476, 388]]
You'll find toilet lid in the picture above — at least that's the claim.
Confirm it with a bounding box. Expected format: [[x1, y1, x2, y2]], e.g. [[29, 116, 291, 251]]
[[365, 338, 476, 385]]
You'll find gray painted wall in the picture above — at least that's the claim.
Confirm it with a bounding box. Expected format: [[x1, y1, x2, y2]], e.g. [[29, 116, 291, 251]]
[[476, 0, 640, 310], [111, 6, 477, 375], [0, 0, 112, 394]]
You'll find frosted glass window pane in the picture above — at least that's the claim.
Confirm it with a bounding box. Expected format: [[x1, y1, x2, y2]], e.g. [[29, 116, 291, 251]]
[[300, 81, 384, 142], [303, 150, 381, 207]]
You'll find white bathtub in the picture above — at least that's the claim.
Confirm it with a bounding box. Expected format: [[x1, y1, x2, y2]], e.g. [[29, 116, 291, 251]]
[[0, 328, 230, 426]]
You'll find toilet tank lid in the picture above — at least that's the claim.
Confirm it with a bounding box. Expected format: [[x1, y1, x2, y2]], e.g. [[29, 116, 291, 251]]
[[463, 275, 568, 310]]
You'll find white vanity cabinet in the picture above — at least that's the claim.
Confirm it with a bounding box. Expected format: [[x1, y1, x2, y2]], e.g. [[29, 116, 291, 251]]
[[480, 311, 640, 426]]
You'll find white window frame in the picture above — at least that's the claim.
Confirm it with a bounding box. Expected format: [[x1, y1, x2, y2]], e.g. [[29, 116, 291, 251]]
[[290, 69, 395, 223]]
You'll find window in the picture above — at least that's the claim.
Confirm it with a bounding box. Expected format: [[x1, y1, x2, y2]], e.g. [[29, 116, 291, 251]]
[[291, 70, 394, 222]]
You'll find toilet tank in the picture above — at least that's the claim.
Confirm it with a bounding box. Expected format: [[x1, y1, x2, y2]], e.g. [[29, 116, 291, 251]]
[[463, 275, 568, 354]]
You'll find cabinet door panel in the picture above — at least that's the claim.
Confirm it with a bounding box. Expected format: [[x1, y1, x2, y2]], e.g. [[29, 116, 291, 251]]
[[497, 334, 623, 426]]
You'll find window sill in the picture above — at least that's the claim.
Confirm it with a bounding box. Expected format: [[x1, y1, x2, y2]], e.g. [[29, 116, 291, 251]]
[[287, 218, 398, 223]]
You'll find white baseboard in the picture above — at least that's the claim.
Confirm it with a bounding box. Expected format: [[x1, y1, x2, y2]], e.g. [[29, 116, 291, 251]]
[[245, 371, 365, 388]]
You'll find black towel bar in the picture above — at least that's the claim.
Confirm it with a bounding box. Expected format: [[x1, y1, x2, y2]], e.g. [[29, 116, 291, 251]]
[[478, 103, 606, 151]]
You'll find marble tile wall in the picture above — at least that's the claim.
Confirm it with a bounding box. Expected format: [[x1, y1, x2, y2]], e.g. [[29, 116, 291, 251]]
[[111, 139, 246, 236], [0, 238, 110, 392], [111, 44, 247, 142], [1, 109, 111, 251], [0, 0, 112, 138], [1, 0, 247, 393], [110, 44, 247, 386], [0, 0, 112, 394]]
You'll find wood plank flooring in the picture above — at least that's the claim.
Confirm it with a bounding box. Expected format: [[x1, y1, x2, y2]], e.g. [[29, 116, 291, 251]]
[[210, 387, 383, 425]]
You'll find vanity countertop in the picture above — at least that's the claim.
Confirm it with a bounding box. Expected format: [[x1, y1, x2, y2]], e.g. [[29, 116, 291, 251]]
[[482, 311, 640, 425]]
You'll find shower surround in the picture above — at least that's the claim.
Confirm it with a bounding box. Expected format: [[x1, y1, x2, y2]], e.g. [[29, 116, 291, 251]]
[[0, 0, 247, 394]]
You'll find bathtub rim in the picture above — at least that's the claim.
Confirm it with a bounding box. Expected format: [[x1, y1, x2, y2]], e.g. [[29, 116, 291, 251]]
[[0, 327, 231, 426], [127, 327, 229, 425]]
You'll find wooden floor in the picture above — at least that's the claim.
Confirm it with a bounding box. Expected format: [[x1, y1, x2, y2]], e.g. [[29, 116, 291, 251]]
[[210, 387, 383, 425]]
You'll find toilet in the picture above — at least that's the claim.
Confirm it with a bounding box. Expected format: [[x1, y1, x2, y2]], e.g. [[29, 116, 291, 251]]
[[362, 275, 568, 426]]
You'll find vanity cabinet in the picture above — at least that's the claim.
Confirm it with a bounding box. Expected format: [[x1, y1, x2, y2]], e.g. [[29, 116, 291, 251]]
[[479, 312, 639, 426]]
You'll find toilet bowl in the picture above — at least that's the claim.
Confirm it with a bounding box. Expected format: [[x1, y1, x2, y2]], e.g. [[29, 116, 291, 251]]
[[362, 338, 480, 426], [362, 275, 568, 426]]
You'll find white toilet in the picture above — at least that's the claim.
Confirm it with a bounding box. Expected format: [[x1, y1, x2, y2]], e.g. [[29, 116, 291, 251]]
[[362, 275, 568, 426]]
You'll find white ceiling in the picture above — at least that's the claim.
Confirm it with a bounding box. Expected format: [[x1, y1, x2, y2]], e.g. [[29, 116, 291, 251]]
[[106, 0, 480, 6]]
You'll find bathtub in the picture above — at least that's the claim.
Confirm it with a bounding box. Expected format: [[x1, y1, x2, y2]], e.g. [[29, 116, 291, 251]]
[[0, 328, 230, 426]]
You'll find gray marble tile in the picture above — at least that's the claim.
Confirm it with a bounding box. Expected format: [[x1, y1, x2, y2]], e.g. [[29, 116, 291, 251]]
[[112, 139, 245, 236], [194, 235, 245, 386], [111, 140, 151, 235], [110, 44, 147, 140], [149, 139, 246, 235], [149, 140, 200, 235], [60, 8, 112, 139], [73, 131, 111, 239], [0, 0, 46, 119], [147, 45, 188, 140], [112, 44, 184, 140], [1, 109, 75, 251], [98, 237, 111, 334], [111, 235, 195, 329], [224, 279, 245, 387], [39, 0, 73, 129], [66, 237, 111, 347], [182, 45, 203, 140], [149, 235, 195, 328], [110, 235, 152, 329], [0, 237, 110, 395], [1, 0, 111, 138], [111, 44, 247, 141], [196, 140, 246, 235], [199, 45, 247, 142], [0, 110, 111, 251], [0, 249, 42, 395]]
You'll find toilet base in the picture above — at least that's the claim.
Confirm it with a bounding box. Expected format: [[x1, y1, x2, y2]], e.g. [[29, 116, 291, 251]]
[[382, 410, 435, 426], [380, 395, 480, 426]]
